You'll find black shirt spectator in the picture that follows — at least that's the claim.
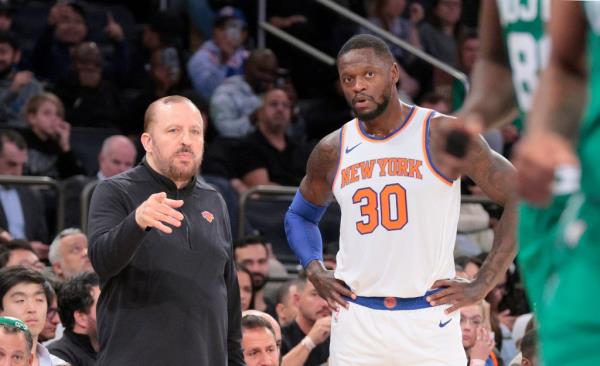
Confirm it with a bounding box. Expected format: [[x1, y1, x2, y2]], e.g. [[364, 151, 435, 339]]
[[281, 321, 329, 366]]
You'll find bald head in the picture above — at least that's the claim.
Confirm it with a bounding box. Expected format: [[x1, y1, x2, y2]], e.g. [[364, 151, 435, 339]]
[[98, 135, 137, 178], [143, 95, 201, 133]]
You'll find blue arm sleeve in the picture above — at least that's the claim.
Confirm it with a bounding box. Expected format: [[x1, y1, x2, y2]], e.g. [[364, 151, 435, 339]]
[[284, 190, 329, 268]]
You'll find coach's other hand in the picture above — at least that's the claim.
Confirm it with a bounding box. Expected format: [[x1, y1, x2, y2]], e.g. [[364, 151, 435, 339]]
[[426, 277, 484, 314], [135, 192, 184, 234], [306, 261, 356, 312]]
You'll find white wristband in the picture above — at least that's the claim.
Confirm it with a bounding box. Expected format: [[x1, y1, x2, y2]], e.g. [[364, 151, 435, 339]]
[[301, 336, 316, 351], [470, 359, 486, 366]]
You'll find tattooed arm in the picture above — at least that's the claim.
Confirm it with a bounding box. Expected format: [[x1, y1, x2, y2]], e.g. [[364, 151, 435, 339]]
[[428, 115, 518, 314]]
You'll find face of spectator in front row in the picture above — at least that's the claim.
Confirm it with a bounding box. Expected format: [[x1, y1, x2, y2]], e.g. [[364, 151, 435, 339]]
[[242, 326, 279, 366], [0, 282, 47, 339], [258, 90, 291, 134], [460, 304, 484, 349], [0, 325, 32, 366]]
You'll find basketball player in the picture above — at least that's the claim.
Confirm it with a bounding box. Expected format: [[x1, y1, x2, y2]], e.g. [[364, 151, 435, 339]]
[[284, 34, 517, 365], [514, 2, 600, 365]]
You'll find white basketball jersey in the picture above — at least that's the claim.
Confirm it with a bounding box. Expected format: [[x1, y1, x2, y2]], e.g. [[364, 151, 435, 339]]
[[332, 105, 460, 298]]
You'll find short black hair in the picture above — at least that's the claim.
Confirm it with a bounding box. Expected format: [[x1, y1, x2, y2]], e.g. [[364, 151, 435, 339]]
[[275, 278, 302, 304], [241, 314, 275, 337], [234, 235, 268, 251], [0, 30, 18, 51], [0, 240, 37, 269], [337, 34, 394, 65], [57, 272, 99, 331], [0, 267, 54, 311]]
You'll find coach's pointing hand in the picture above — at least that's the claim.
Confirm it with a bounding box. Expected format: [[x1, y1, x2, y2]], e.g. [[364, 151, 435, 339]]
[[135, 192, 184, 234], [426, 277, 484, 314], [306, 261, 356, 312]]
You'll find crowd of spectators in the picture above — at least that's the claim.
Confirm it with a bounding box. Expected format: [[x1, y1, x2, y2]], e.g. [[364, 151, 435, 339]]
[[0, 0, 534, 365]]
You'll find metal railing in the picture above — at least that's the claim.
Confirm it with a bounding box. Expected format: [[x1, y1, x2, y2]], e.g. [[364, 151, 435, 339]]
[[257, 0, 469, 91], [80, 180, 99, 234], [0, 175, 64, 234]]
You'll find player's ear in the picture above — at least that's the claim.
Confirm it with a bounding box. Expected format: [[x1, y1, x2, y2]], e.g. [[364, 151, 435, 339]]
[[141, 132, 152, 153], [390, 62, 400, 85]]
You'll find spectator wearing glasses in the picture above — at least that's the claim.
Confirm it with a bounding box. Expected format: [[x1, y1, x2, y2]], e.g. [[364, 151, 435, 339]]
[[48, 229, 93, 282]]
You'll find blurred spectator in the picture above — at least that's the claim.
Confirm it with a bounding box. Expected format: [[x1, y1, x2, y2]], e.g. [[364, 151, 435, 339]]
[[48, 272, 100, 366], [237, 265, 253, 312], [0, 4, 12, 31], [234, 236, 276, 318], [452, 28, 478, 111], [519, 330, 538, 366], [360, 0, 424, 71], [187, 9, 247, 99], [241, 314, 280, 366], [129, 11, 182, 89], [210, 48, 278, 138], [0, 266, 68, 365], [0, 130, 49, 258], [32, 1, 129, 85], [234, 88, 311, 189], [0, 31, 42, 126], [0, 315, 34, 365], [0, 239, 43, 270], [275, 279, 299, 328], [128, 47, 195, 135], [419, 91, 451, 114], [21, 93, 85, 179], [461, 301, 500, 366], [63, 135, 137, 228], [280, 273, 330, 366], [48, 228, 93, 282], [52, 42, 124, 130]]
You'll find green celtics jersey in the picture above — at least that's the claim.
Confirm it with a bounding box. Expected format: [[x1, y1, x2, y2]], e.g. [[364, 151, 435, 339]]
[[579, 3, 600, 199], [497, 0, 550, 125]]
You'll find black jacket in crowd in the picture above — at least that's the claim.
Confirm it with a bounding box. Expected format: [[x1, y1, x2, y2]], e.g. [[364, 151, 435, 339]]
[[87, 159, 244, 366], [48, 329, 97, 366]]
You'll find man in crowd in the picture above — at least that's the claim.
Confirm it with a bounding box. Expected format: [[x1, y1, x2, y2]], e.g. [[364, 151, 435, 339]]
[[48, 272, 99, 366], [234, 236, 275, 317], [0, 239, 43, 271], [241, 314, 280, 366], [0, 130, 49, 259], [275, 279, 299, 327], [0, 266, 68, 365], [0, 30, 42, 125], [48, 228, 93, 281], [280, 274, 330, 366], [88, 96, 244, 365]]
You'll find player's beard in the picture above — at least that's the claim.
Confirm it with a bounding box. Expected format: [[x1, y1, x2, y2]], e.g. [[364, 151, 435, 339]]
[[351, 84, 392, 122]]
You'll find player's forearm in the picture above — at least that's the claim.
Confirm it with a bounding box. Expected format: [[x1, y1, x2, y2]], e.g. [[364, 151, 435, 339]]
[[527, 61, 586, 143], [473, 199, 517, 295], [459, 59, 518, 129]]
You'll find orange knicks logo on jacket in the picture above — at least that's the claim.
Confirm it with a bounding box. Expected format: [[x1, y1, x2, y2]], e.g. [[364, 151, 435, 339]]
[[340, 157, 423, 189], [201, 211, 214, 223]]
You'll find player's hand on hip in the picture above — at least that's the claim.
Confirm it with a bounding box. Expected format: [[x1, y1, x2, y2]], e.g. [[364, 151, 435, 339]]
[[427, 277, 484, 314], [135, 192, 184, 234], [307, 316, 331, 345], [513, 132, 578, 205], [306, 261, 356, 312]]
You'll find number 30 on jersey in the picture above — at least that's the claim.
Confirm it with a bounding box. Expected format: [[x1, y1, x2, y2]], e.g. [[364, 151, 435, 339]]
[[352, 183, 408, 234]]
